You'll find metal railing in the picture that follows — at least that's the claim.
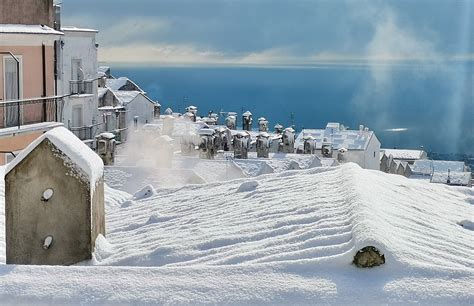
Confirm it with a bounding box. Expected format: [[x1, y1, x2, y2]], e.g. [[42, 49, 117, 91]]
[[70, 80, 94, 95], [69, 122, 103, 141], [0, 96, 65, 129]]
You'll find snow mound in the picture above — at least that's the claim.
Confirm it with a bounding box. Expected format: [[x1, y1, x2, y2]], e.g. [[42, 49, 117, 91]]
[[458, 220, 474, 231], [133, 184, 156, 200], [236, 180, 259, 193]]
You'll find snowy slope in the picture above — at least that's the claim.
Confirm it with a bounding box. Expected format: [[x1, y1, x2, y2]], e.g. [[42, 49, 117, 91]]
[[0, 164, 473, 305], [96, 164, 474, 270]]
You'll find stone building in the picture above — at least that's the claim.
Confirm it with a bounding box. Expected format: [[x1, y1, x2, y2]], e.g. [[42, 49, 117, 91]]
[[5, 127, 104, 265]]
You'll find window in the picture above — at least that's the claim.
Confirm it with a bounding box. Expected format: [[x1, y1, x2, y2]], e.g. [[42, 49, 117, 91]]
[[71, 59, 83, 81], [72, 105, 83, 127], [4, 57, 19, 100], [3, 55, 23, 127]]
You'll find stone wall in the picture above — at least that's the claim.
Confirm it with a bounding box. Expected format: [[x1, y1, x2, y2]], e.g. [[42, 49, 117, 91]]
[[0, 0, 54, 27]]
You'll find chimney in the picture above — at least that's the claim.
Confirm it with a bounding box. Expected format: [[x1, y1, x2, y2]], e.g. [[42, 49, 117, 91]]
[[54, 4, 61, 31]]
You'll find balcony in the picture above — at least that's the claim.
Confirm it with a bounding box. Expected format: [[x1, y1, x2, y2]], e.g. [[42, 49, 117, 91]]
[[0, 96, 64, 129], [68, 122, 103, 141], [70, 80, 94, 95]]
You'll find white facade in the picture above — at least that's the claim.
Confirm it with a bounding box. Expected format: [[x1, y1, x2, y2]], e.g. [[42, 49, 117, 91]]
[[295, 123, 381, 170], [114, 91, 155, 125], [58, 27, 99, 140]]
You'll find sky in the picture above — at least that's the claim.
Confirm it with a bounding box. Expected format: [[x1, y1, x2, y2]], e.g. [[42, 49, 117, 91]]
[[60, 0, 473, 66]]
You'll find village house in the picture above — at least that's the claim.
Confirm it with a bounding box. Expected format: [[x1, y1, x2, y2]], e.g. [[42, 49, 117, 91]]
[[410, 159, 472, 186], [295, 123, 381, 170], [381, 148, 427, 164], [5, 127, 104, 265], [98, 71, 160, 139], [56, 22, 100, 144], [0, 0, 65, 164]]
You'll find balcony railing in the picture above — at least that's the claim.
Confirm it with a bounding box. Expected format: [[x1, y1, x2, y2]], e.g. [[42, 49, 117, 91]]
[[68, 122, 103, 141], [0, 96, 65, 129], [70, 80, 94, 95]]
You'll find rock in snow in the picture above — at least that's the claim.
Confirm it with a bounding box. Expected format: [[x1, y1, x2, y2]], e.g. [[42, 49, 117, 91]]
[[236, 180, 259, 193], [133, 184, 157, 200], [0, 163, 473, 305]]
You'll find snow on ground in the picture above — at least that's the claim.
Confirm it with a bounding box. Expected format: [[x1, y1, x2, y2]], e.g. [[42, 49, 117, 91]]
[[107, 152, 323, 191], [1, 163, 473, 305], [105, 157, 246, 192]]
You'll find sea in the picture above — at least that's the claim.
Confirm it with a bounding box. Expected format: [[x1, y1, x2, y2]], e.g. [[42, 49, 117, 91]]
[[113, 62, 473, 158]]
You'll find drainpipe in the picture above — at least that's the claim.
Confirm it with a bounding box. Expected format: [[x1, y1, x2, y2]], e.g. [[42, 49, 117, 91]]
[[54, 40, 58, 121], [16, 57, 19, 128], [42, 43, 47, 120]]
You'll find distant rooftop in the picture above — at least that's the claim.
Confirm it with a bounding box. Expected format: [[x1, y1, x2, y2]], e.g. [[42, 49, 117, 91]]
[[106, 77, 145, 93], [113, 91, 141, 105], [0, 24, 63, 35], [295, 123, 376, 151], [382, 149, 425, 160], [412, 160, 467, 175], [61, 26, 98, 33], [431, 171, 471, 186]]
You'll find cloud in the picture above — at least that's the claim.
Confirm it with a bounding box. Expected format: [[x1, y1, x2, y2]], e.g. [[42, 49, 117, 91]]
[[98, 18, 169, 46], [61, 0, 472, 66], [99, 43, 227, 65], [350, 5, 440, 129]]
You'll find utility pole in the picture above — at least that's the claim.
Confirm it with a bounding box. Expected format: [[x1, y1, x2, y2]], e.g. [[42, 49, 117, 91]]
[[290, 112, 295, 131]]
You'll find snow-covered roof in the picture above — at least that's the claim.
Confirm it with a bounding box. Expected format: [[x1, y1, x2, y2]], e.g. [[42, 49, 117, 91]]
[[98, 132, 115, 139], [97, 66, 110, 78], [296, 127, 376, 151], [5, 127, 103, 192], [198, 128, 215, 136], [382, 149, 425, 160], [411, 160, 467, 175], [98, 87, 108, 99], [0, 24, 63, 35], [98, 105, 125, 111], [113, 91, 141, 105], [61, 26, 98, 33], [98, 66, 110, 74], [326, 122, 340, 129], [431, 171, 471, 186], [106, 77, 145, 93]]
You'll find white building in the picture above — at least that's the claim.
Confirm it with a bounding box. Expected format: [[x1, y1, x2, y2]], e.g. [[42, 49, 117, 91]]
[[381, 148, 427, 164], [295, 123, 381, 170], [114, 91, 155, 125], [410, 159, 472, 186], [57, 26, 99, 142]]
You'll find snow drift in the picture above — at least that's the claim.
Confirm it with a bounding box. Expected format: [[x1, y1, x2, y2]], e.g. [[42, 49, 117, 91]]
[[0, 163, 473, 305]]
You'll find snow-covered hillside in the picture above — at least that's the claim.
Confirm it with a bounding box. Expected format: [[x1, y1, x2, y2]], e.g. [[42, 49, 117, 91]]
[[0, 164, 473, 305]]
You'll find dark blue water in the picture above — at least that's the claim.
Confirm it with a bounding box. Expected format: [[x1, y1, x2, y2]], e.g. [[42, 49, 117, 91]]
[[113, 64, 473, 154]]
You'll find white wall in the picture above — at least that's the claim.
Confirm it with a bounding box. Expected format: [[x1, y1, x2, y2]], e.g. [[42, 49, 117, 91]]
[[364, 134, 381, 170], [59, 29, 99, 128], [125, 94, 155, 125], [310, 134, 380, 170]]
